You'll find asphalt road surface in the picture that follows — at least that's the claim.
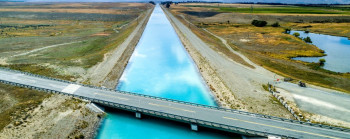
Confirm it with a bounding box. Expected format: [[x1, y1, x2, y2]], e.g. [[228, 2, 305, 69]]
[[1, 69, 349, 138]]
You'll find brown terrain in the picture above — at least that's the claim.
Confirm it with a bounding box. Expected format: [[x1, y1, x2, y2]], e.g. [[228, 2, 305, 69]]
[[165, 3, 350, 128], [0, 2, 154, 138]]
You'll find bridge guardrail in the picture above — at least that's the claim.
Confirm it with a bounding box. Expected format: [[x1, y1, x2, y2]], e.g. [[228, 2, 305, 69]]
[[0, 78, 291, 138], [0, 67, 349, 133]]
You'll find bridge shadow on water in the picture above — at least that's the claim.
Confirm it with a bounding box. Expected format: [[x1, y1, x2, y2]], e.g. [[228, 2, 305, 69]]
[[96, 107, 242, 139]]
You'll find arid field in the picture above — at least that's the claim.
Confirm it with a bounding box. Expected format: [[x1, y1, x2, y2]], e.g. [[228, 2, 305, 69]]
[[168, 3, 350, 128], [170, 3, 350, 93], [0, 2, 151, 81], [0, 2, 154, 138]]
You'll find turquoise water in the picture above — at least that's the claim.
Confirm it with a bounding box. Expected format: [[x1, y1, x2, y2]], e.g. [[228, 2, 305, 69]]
[[96, 5, 234, 139], [116, 5, 216, 105], [291, 31, 350, 73]]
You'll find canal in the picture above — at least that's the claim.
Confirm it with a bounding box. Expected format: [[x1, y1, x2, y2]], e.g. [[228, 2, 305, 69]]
[[96, 4, 236, 139]]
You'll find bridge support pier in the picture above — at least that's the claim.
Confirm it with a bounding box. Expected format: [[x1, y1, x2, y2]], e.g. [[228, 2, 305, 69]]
[[135, 112, 141, 119], [190, 123, 198, 131]]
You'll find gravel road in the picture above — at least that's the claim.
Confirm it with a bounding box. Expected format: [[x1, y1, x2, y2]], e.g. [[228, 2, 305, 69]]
[[163, 7, 293, 118], [164, 6, 350, 127]]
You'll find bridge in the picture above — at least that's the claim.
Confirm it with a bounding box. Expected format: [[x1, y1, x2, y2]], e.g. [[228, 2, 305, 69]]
[[0, 68, 349, 139]]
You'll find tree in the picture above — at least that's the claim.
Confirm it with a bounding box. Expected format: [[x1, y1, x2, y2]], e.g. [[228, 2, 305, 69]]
[[149, 1, 155, 5], [293, 32, 300, 37], [251, 20, 267, 27], [271, 22, 280, 27], [303, 36, 312, 43], [284, 28, 291, 34], [319, 59, 326, 66], [166, 3, 171, 8]]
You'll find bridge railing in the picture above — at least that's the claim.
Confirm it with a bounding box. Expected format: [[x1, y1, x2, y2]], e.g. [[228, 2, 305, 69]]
[[0, 78, 291, 138], [1, 67, 349, 133], [90, 97, 292, 138]]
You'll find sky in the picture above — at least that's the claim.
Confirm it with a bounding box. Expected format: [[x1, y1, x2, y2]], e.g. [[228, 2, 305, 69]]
[[1, 0, 350, 4]]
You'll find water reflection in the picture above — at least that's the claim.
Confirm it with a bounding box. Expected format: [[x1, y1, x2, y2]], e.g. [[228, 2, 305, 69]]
[[291, 31, 350, 73], [96, 5, 233, 139], [117, 5, 216, 105]]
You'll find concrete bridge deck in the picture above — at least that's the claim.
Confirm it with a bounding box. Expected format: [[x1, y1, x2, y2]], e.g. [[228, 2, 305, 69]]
[[0, 68, 349, 139]]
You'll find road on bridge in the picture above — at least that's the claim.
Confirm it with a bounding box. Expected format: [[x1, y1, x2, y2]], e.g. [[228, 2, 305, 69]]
[[0, 69, 349, 139]]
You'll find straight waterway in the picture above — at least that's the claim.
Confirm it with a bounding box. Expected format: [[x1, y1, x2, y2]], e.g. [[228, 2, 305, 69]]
[[96, 5, 235, 139]]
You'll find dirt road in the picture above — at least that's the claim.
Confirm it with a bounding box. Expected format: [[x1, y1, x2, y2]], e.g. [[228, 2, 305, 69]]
[[164, 7, 293, 118]]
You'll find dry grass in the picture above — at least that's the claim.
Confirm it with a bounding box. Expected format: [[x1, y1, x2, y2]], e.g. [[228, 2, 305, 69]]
[[0, 3, 150, 82], [200, 23, 324, 59], [169, 4, 350, 93], [0, 83, 50, 130], [32, 3, 147, 9], [1, 2, 150, 9], [0, 3, 152, 16], [0, 8, 130, 15], [170, 3, 350, 25], [174, 15, 254, 68], [179, 3, 350, 15], [206, 24, 350, 92], [285, 22, 350, 38]]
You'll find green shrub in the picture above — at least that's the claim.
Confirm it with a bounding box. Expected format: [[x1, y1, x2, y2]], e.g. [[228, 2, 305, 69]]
[[251, 20, 267, 27], [293, 32, 300, 37], [303, 36, 312, 43], [262, 84, 269, 91], [319, 59, 326, 66], [284, 28, 291, 34], [149, 1, 155, 5], [271, 22, 280, 27], [75, 134, 84, 139]]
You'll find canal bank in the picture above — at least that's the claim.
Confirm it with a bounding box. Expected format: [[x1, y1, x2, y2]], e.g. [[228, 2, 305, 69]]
[[164, 6, 350, 129], [87, 7, 154, 89], [162, 6, 247, 110], [96, 4, 237, 138]]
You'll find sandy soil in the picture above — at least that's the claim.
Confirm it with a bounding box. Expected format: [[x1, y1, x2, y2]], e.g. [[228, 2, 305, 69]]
[[0, 94, 102, 139], [0, 58, 7, 65], [164, 7, 294, 119]]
